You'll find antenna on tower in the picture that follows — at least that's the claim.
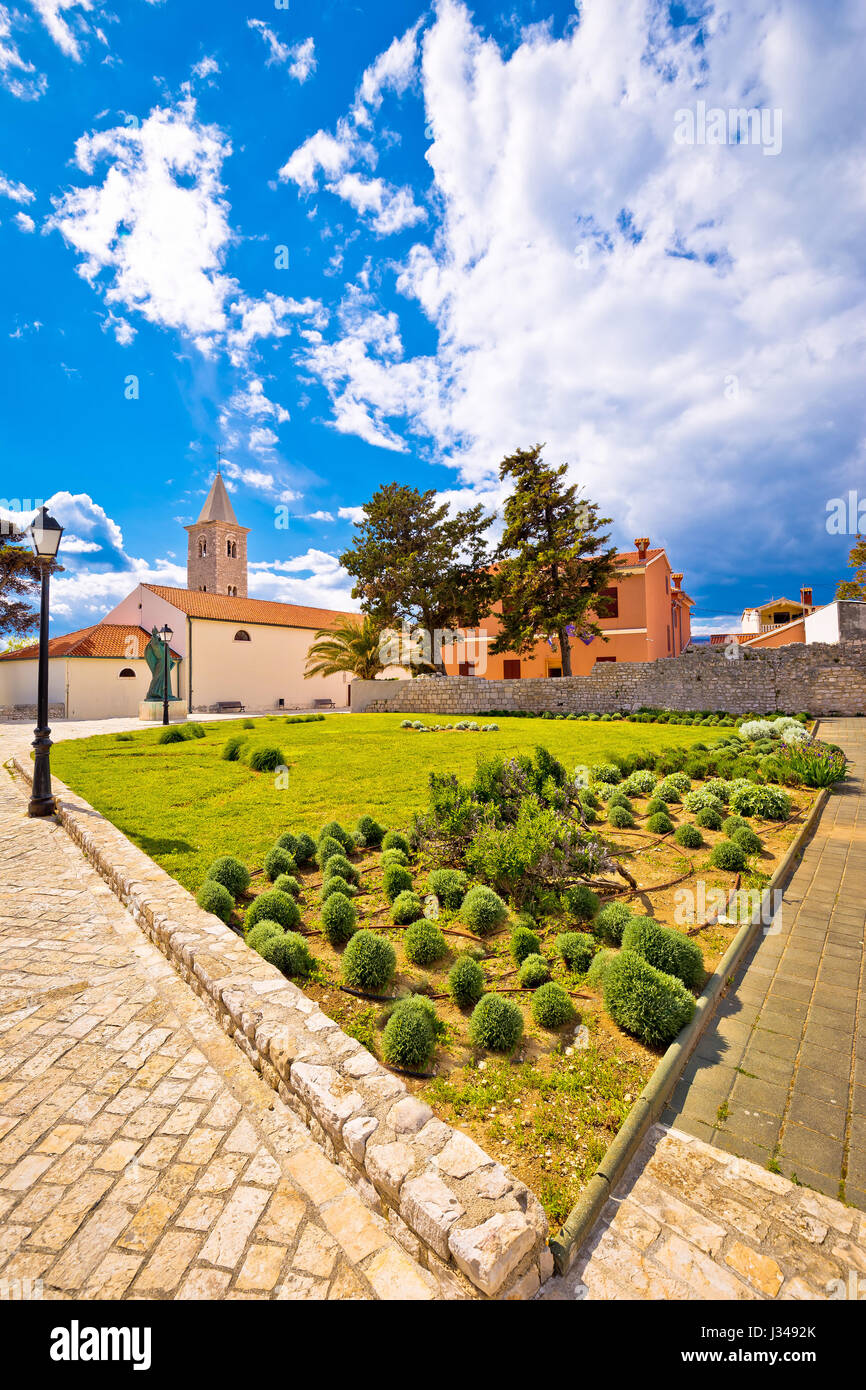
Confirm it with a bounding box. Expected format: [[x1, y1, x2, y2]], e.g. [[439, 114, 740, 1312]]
[[216, 444, 223, 474]]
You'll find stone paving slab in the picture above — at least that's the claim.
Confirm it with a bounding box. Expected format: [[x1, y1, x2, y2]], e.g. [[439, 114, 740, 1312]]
[[0, 744, 440, 1300], [663, 718, 866, 1210]]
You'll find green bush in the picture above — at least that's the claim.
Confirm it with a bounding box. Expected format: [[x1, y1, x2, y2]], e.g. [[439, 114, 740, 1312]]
[[722, 815, 749, 837], [205, 855, 250, 897], [674, 823, 703, 849], [321, 892, 358, 946], [185, 722, 206, 739], [264, 846, 296, 881], [355, 815, 385, 847], [563, 883, 600, 922], [242, 719, 254, 729], [247, 745, 286, 772], [318, 820, 354, 852], [269, 930, 314, 978], [382, 996, 438, 1070], [381, 847, 409, 868], [273, 873, 302, 898], [383, 862, 413, 902], [683, 788, 724, 814], [531, 982, 575, 1029], [621, 916, 704, 989], [316, 836, 345, 869], [382, 830, 410, 855], [293, 832, 316, 865], [404, 916, 447, 962], [245, 889, 301, 932], [594, 901, 632, 945], [623, 769, 658, 796], [646, 811, 674, 835], [275, 832, 297, 856], [729, 783, 791, 819], [448, 955, 485, 1008], [245, 919, 283, 958], [518, 953, 550, 987], [196, 879, 234, 924], [645, 797, 668, 817], [731, 825, 763, 855], [321, 875, 356, 900], [323, 854, 360, 887], [603, 950, 696, 1046], [221, 736, 246, 761], [709, 840, 748, 872], [510, 924, 541, 964], [341, 929, 395, 991], [695, 807, 724, 831], [590, 762, 621, 784], [556, 931, 595, 972], [158, 727, 186, 744], [392, 891, 425, 926], [586, 947, 616, 989], [427, 867, 468, 909], [469, 994, 524, 1052], [608, 804, 636, 829], [606, 789, 633, 811], [462, 885, 508, 936]]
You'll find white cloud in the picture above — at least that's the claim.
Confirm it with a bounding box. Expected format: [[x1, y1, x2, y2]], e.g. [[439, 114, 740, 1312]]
[[0, 170, 35, 203], [328, 173, 426, 235], [26, 0, 101, 61], [354, 22, 420, 122], [337, 505, 366, 525], [222, 377, 290, 425], [0, 5, 46, 99], [14, 210, 35, 232], [279, 127, 354, 191], [226, 291, 325, 365], [248, 547, 357, 610], [306, 510, 334, 522], [248, 19, 316, 82], [192, 55, 219, 81], [60, 534, 102, 553]]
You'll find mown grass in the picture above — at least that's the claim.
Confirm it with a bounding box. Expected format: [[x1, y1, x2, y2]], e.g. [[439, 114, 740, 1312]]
[[50, 712, 728, 893]]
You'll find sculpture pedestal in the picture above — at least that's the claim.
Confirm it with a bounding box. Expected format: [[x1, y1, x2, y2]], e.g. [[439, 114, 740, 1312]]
[[138, 701, 188, 724]]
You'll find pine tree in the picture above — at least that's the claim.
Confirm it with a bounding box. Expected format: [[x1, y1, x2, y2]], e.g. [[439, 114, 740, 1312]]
[[0, 528, 47, 641], [836, 535, 866, 601], [491, 445, 617, 677]]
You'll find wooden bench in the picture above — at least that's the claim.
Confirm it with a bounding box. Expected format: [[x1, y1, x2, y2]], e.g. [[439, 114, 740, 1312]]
[[312, 698, 335, 709], [212, 700, 245, 713]]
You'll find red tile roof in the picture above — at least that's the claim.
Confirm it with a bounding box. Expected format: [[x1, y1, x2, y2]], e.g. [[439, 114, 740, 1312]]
[[614, 547, 665, 569], [142, 585, 358, 630], [0, 624, 181, 662]]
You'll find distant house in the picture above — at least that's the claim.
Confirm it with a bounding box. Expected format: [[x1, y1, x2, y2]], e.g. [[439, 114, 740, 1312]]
[[709, 588, 866, 650], [441, 537, 694, 678]]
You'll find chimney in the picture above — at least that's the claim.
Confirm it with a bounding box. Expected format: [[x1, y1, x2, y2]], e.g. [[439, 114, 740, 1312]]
[[671, 572, 683, 591], [800, 586, 813, 609], [634, 537, 650, 562]]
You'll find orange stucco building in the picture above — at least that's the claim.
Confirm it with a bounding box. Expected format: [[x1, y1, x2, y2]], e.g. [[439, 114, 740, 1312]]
[[441, 538, 694, 679]]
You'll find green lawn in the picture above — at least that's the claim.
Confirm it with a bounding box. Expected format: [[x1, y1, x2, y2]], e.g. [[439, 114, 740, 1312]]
[[50, 712, 728, 893]]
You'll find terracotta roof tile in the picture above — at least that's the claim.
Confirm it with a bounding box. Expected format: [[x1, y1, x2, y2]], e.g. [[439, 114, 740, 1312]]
[[142, 584, 358, 630], [0, 624, 181, 662], [614, 547, 666, 568]]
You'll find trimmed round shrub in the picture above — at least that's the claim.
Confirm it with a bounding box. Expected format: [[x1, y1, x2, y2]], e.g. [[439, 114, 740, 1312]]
[[709, 840, 748, 872], [318, 820, 354, 851], [382, 996, 437, 1070], [269, 930, 313, 978], [462, 885, 508, 936], [245, 919, 283, 959], [275, 832, 297, 856], [623, 769, 658, 796], [705, 778, 733, 803], [205, 855, 250, 897], [392, 891, 425, 926], [427, 868, 468, 910], [654, 781, 682, 804], [383, 862, 413, 902], [247, 745, 285, 773], [158, 727, 185, 744], [381, 847, 409, 868], [722, 815, 749, 837], [663, 771, 692, 793], [355, 815, 385, 847], [731, 824, 763, 855], [321, 891, 358, 946], [273, 873, 302, 898], [564, 883, 600, 922], [729, 783, 792, 820], [695, 807, 724, 831], [292, 832, 316, 865], [556, 931, 595, 972], [316, 836, 345, 869], [196, 879, 234, 924], [323, 854, 360, 887], [448, 955, 485, 1008], [245, 889, 301, 932], [590, 762, 621, 785], [510, 924, 541, 964], [646, 811, 674, 835], [321, 875, 357, 901], [683, 788, 724, 814], [531, 982, 575, 1029], [608, 804, 635, 829], [586, 947, 616, 989], [594, 901, 632, 945], [674, 823, 704, 849], [603, 950, 696, 1046], [469, 994, 524, 1052], [404, 916, 447, 961], [622, 916, 705, 990], [264, 846, 296, 881], [382, 830, 410, 855], [518, 953, 550, 987], [645, 797, 669, 817], [341, 929, 395, 991], [607, 790, 633, 811]]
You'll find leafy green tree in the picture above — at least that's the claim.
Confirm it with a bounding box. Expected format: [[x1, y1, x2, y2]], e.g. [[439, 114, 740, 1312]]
[[339, 484, 494, 672], [836, 535, 866, 600], [0, 528, 47, 641], [491, 445, 617, 677]]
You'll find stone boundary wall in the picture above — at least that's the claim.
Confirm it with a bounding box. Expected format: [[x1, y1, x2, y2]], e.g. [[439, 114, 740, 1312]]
[[11, 754, 550, 1300], [0, 703, 65, 722], [353, 640, 866, 718]]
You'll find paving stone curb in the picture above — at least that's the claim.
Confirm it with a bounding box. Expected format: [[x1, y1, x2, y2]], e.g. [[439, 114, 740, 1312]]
[[11, 754, 549, 1299]]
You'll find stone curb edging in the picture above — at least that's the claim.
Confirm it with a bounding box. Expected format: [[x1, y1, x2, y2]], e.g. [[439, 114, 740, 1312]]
[[548, 782, 832, 1276], [10, 754, 550, 1301]]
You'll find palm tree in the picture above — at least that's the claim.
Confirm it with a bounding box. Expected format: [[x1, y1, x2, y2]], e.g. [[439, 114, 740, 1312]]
[[304, 614, 385, 680]]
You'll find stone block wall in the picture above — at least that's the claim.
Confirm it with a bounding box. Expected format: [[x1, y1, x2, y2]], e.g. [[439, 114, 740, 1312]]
[[0, 703, 66, 722], [352, 640, 866, 718]]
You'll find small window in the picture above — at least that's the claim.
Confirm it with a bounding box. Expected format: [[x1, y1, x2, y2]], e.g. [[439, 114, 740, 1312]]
[[595, 656, 616, 663], [599, 586, 619, 619], [503, 659, 521, 679], [548, 666, 562, 678], [119, 668, 136, 678], [198, 536, 207, 558], [226, 537, 237, 559], [458, 661, 475, 676], [226, 585, 238, 597], [667, 625, 671, 652], [234, 629, 251, 642]]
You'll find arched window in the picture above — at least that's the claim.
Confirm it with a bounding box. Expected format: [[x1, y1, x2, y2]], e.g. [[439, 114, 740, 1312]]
[[198, 536, 207, 558], [226, 585, 237, 597], [119, 668, 136, 678], [234, 629, 251, 642], [226, 537, 237, 559]]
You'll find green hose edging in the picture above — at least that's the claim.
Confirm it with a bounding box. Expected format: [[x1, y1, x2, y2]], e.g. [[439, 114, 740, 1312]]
[[549, 782, 831, 1276]]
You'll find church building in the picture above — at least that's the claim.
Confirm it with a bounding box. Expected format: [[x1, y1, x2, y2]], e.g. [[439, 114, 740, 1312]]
[[0, 474, 357, 720]]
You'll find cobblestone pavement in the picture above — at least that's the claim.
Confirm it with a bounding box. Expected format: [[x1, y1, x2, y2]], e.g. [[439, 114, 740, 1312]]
[[663, 718, 866, 1209], [0, 738, 437, 1300]]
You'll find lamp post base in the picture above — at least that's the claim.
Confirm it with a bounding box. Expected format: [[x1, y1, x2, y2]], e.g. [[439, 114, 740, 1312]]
[[28, 795, 58, 817]]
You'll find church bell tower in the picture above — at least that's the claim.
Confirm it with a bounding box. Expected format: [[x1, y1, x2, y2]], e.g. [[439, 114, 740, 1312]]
[[185, 468, 250, 597]]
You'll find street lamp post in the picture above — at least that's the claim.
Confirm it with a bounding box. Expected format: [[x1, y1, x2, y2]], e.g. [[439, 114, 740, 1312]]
[[26, 506, 64, 818], [160, 624, 173, 725]]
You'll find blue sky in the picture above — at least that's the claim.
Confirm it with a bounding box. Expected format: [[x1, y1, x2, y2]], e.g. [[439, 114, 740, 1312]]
[[1, 0, 865, 639]]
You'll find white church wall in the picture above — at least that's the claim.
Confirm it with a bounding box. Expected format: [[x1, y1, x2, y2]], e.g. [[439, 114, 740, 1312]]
[[188, 618, 349, 711], [0, 656, 66, 710], [66, 658, 170, 719], [103, 586, 190, 660]]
